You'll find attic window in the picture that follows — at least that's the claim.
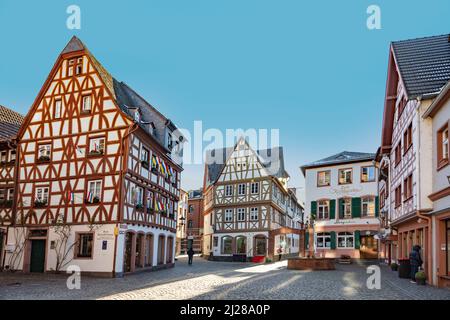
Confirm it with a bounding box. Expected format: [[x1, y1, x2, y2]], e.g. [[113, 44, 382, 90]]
[[134, 111, 140, 123]]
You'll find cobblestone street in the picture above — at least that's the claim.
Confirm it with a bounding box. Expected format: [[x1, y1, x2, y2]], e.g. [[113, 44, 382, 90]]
[[0, 256, 449, 300]]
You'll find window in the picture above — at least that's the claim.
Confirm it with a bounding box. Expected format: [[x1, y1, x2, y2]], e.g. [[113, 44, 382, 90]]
[[361, 166, 375, 182], [189, 205, 194, 213], [0, 189, 5, 202], [53, 99, 62, 119], [38, 144, 51, 161], [221, 236, 233, 254], [337, 232, 354, 248], [75, 58, 83, 75], [318, 200, 329, 220], [397, 96, 407, 120], [68, 58, 75, 76], [225, 185, 233, 197], [134, 111, 140, 123], [135, 186, 144, 206], [237, 208, 246, 221], [338, 168, 352, 184], [317, 232, 331, 248], [362, 196, 375, 217], [76, 233, 93, 258], [236, 237, 246, 254], [250, 207, 258, 221], [167, 131, 173, 150], [146, 190, 153, 211], [82, 95, 92, 112], [0, 151, 7, 163], [7, 188, 14, 201], [188, 220, 193, 228], [10, 150, 16, 163], [251, 182, 259, 194], [317, 170, 331, 186], [404, 123, 412, 153], [438, 125, 449, 168], [35, 187, 49, 206], [238, 183, 246, 195], [255, 237, 266, 255], [395, 143, 402, 166], [141, 147, 149, 162], [224, 209, 233, 222], [340, 198, 352, 219], [89, 137, 105, 155], [395, 185, 402, 208], [403, 175, 413, 201], [87, 180, 102, 203], [213, 236, 218, 247]]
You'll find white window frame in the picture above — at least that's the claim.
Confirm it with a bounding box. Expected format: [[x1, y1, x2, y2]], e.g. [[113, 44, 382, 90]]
[[318, 200, 329, 220], [362, 196, 375, 217], [36, 187, 49, 203], [224, 209, 233, 222], [89, 137, 105, 154], [361, 166, 375, 182], [251, 182, 259, 194], [9, 150, 16, 162], [225, 185, 233, 197], [250, 207, 258, 221], [238, 183, 246, 196], [237, 208, 246, 221], [317, 170, 330, 186], [337, 232, 354, 248], [316, 232, 331, 248], [141, 147, 149, 162], [54, 99, 62, 119], [443, 128, 449, 160], [0, 151, 7, 162], [82, 95, 92, 112], [38, 145, 51, 159], [339, 168, 352, 184], [88, 180, 102, 201]]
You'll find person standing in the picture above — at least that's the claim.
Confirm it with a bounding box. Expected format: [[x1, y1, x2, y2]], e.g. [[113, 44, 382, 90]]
[[409, 245, 423, 283], [187, 247, 195, 266], [277, 245, 283, 261]]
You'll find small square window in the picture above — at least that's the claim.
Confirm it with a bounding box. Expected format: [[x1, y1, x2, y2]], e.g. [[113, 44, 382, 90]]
[[82, 95, 92, 112]]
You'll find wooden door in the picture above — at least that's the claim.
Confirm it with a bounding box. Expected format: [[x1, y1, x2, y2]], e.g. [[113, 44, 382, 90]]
[[360, 236, 378, 259], [30, 240, 46, 273]]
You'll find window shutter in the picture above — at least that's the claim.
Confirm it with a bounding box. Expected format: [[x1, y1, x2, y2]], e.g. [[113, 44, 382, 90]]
[[375, 196, 379, 217], [330, 231, 336, 250], [354, 230, 360, 249], [329, 199, 336, 219], [352, 197, 361, 218], [310, 201, 317, 219], [338, 198, 344, 219]]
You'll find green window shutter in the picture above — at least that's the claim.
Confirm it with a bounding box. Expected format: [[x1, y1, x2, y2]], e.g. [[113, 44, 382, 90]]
[[375, 196, 379, 217], [352, 197, 361, 218], [354, 230, 360, 249], [330, 231, 336, 250], [338, 198, 344, 219], [329, 200, 335, 219], [310, 201, 317, 219]]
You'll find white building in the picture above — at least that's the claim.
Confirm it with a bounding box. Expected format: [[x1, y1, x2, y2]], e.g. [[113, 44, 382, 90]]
[[301, 152, 380, 259]]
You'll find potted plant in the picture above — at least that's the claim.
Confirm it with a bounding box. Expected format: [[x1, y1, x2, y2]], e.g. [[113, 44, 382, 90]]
[[415, 271, 426, 285], [37, 155, 50, 163], [34, 199, 48, 208], [390, 262, 399, 271]]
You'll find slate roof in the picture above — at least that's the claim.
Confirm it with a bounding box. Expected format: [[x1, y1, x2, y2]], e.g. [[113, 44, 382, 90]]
[[205, 143, 289, 187], [62, 37, 182, 153], [301, 151, 375, 174], [0, 105, 24, 141], [392, 34, 450, 99]]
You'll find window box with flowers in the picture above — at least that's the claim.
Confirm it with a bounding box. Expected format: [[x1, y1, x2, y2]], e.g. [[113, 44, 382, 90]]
[[34, 199, 48, 208], [88, 150, 104, 157], [37, 155, 51, 163], [135, 203, 144, 211], [85, 196, 100, 204], [141, 160, 149, 169]]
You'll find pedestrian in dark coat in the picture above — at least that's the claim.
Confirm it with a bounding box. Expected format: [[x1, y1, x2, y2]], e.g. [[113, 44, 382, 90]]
[[187, 248, 195, 265], [409, 245, 423, 283]]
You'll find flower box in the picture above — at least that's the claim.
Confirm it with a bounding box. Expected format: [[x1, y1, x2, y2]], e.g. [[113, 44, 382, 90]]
[[37, 156, 50, 163], [141, 160, 149, 169], [34, 200, 48, 208]]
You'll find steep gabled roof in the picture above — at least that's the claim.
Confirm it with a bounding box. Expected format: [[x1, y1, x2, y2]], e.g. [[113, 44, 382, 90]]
[[0, 105, 24, 141], [204, 141, 289, 187], [392, 34, 450, 100], [301, 151, 375, 175]]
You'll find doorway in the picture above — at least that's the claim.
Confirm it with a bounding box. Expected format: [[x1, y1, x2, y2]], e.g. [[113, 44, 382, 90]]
[[30, 240, 46, 273], [360, 235, 378, 259], [124, 232, 133, 272]]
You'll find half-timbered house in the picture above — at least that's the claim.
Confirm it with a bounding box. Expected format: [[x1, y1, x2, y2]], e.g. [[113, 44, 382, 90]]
[[0, 106, 23, 268], [3, 37, 184, 276], [379, 34, 450, 282], [203, 138, 304, 262]]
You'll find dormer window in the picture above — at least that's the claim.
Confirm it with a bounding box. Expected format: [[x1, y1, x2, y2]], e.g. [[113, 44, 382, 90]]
[[167, 131, 173, 150], [76, 57, 83, 75], [134, 111, 140, 123], [67, 57, 83, 77]]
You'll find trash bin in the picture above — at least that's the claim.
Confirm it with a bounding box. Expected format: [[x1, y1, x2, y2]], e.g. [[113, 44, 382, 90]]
[[398, 258, 411, 278]]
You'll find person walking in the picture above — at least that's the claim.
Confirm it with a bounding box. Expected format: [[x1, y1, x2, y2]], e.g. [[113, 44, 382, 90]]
[[187, 247, 195, 266], [277, 245, 283, 261], [409, 245, 423, 283]]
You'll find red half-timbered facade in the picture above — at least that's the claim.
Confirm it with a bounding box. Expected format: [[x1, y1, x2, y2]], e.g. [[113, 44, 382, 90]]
[[3, 37, 184, 276]]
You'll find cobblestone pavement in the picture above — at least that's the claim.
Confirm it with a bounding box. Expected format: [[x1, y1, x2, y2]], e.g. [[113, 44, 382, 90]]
[[0, 256, 449, 300]]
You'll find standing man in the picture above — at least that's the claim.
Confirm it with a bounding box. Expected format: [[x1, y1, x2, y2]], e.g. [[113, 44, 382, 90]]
[[187, 247, 195, 266], [409, 245, 423, 283]]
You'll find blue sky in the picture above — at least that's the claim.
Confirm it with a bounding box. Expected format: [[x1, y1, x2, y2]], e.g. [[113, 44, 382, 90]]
[[0, 0, 449, 200]]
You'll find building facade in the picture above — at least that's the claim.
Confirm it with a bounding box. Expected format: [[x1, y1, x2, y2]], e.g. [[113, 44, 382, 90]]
[[176, 189, 188, 256], [203, 139, 304, 262], [379, 34, 450, 283], [2, 37, 184, 277], [423, 81, 450, 288], [181, 189, 204, 254], [302, 152, 380, 259], [0, 106, 24, 269]]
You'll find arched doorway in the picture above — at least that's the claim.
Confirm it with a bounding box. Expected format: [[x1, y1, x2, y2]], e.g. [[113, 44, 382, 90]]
[[124, 232, 134, 273], [145, 233, 154, 267], [254, 235, 267, 257], [157, 234, 165, 265], [135, 233, 144, 269]]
